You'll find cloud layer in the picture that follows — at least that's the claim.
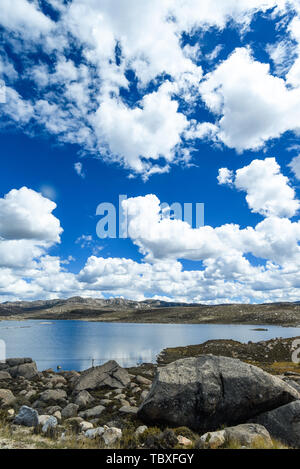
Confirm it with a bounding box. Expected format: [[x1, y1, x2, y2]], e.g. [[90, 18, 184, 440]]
[[2, 1, 300, 176], [1, 157, 300, 303]]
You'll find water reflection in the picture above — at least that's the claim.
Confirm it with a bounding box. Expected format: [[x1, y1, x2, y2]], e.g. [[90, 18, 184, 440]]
[[0, 320, 299, 371]]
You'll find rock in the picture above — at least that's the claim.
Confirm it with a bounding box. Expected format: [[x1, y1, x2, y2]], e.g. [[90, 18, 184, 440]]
[[224, 423, 273, 448], [140, 390, 149, 401], [79, 421, 94, 432], [74, 390, 94, 409], [250, 400, 300, 448], [45, 405, 62, 415], [119, 405, 138, 415], [85, 427, 105, 439], [99, 399, 112, 405], [53, 411, 62, 422], [197, 430, 226, 449], [78, 405, 105, 419], [283, 379, 300, 394], [135, 425, 148, 436], [6, 358, 32, 367], [115, 393, 126, 400], [38, 415, 52, 426], [120, 400, 130, 407], [40, 389, 67, 405], [0, 389, 15, 407], [14, 405, 39, 427], [41, 416, 58, 433], [7, 408, 15, 419], [177, 435, 193, 447], [136, 375, 152, 386], [9, 362, 39, 380], [102, 426, 122, 446], [73, 360, 130, 392], [61, 403, 79, 419], [137, 355, 300, 432], [25, 390, 36, 400], [0, 371, 11, 380], [65, 417, 84, 427]]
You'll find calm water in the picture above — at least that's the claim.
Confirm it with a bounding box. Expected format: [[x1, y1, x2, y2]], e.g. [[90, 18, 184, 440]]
[[0, 320, 299, 371]]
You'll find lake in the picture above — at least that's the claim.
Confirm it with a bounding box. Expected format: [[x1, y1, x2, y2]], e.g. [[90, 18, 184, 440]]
[[0, 320, 299, 371]]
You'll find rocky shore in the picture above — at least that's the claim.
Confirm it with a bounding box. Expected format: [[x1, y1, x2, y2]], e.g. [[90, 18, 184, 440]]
[[0, 338, 300, 449]]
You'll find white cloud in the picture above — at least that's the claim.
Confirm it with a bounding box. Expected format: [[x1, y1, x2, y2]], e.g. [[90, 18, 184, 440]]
[[233, 158, 299, 218], [217, 167, 234, 185], [200, 47, 300, 151], [74, 162, 85, 178], [289, 154, 300, 180], [1, 0, 298, 176], [0, 187, 62, 243]]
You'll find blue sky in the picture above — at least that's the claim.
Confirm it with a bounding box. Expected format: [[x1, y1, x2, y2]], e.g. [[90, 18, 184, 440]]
[[1, 0, 300, 304]]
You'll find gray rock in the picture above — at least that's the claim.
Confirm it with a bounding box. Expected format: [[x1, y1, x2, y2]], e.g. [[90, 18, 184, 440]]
[[0, 389, 15, 407], [61, 403, 79, 419], [137, 355, 300, 432], [136, 375, 152, 386], [6, 358, 32, 367], [14, 405, 39, 427], [41, 415, 58, 433], [135, 425, 148, 436], [45, 405, 62, 415], [78, 405, 105, 419], [74, 390, 94, 409], [9, 362, 39, 380], [85, 427, 104, 439], [73, 360, 130, 392], [0, 371, 11, 380], [283, 379, 300, 394], [250, 400, 300, 448], [102, 426, 122, 446], [119, 405, 138, 415], [224, 423, 273, 448], [40, 389, 67, 405], [198, 424, 273, 449]]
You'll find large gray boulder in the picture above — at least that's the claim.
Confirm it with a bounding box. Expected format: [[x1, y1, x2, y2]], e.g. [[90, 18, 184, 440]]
[[14, 405, 39, 427], [9, 361, 39, 380], [73, 360, 130, 392], [74, 390, 94, 409], [6, 358, 32, 367], [137, 355, 300, 432], [250, 400, 300, 448]]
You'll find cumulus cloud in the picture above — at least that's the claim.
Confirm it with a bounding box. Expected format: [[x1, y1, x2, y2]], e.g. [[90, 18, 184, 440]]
[[0, 169, 300, 303], [1, 0, 299, 176], [200, 47, 300, 151], [223, 158, 299, 218]]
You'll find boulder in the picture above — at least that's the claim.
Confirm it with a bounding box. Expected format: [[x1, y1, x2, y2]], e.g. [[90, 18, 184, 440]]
[[137, 355, 300, 432], [136, 375, 152, 386], [0, 371, 11, 380], [119, 405, 138, 415], [78, 405, 105, 419], [79, 421, 94, 432], [177, 435, 193, 447], [0, 389, 15, 407], [198, 424, 272, 449], [102, 426, 122, 446], [14, 405, 39, 427], [41, 415, 58, 433], [135, 425, 148, 436], [6, 358, 32, 367], [9, 362, 39, 380], [224, 423, 273, 448], [61, 403, 79, 419], [74, 390, 94, 409], [40, 389, 67, 405], [85, 427, 104, 439], [250, 400, 300, 448], [73, 360, 130, 392]]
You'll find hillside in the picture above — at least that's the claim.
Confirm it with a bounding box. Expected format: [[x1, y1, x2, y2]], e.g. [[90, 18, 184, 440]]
[[1, 297, 300, 326]]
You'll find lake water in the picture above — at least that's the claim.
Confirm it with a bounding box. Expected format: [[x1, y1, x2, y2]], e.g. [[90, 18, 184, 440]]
[[0, 320, 299, 371]]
